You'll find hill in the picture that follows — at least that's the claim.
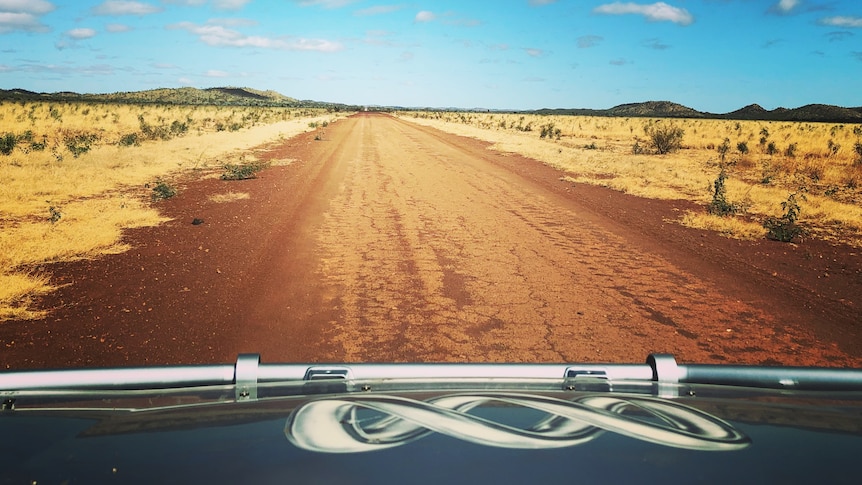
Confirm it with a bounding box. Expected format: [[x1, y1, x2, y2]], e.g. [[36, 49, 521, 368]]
[[0, 86, 357, 110], [534, 101, 862, 123]]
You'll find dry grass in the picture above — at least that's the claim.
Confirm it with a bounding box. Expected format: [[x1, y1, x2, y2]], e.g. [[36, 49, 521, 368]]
[[209, 191, 250, 203], [400, 112, 862, 245], [0, 100, 349, 320]]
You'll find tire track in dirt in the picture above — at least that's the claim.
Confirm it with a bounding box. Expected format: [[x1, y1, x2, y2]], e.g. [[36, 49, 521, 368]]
[[3, 113, 857, 368], [309, 115, 854, 365]]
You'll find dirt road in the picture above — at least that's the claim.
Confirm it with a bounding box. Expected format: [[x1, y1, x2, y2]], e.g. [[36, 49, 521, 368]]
[[3, 113, 861, 368]]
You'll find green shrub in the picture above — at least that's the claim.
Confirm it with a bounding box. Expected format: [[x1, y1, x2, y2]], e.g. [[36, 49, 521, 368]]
[[645, 122, 684, 154], [48, 205, 62, 223], [0, 133, 16, 155], [118, 133, 139, 146], [64, 132, 99, 157], [707, 167, 738, 216], [151, 180, 178, 201], [221, 160, 269, 180], [763, 191, 805, 242]]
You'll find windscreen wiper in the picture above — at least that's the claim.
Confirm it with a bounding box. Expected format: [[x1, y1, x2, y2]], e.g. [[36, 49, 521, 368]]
[[3, 354, 862, 399]]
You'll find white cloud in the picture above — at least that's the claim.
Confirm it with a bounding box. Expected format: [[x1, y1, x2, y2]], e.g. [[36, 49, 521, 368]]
[[213, 0, 251, 10], [295, 0, 357, 8], [0, 0, 55, 14], [415, 10, 435, 22], [92, 1, 162, 16], [162, 0, 207, 5], [593, 2, 694, 26], [106, 23, 132, 32], [169, 21, 344, 51], [205, 69, 229, 77], [818, 16, 862, 28], [529, 0, 558, 5], [0, 0, 55, 33], [0, 12, 47, 33], [67, 28, 97, 39], [524, 47, 544, 57], [772, 0, 800, 14]]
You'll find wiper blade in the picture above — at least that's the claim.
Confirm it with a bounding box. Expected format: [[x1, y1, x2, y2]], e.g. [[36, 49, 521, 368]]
[[2, 354, 862, 397]]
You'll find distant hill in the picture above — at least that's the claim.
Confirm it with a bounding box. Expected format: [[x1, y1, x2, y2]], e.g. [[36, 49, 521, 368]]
[[0, 86, 357, 110], [1, 87, 860, 122], [534, 101, 862, 123]]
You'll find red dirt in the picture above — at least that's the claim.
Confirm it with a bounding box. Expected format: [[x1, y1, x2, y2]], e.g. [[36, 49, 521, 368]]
[[2, 112, 861, 369]]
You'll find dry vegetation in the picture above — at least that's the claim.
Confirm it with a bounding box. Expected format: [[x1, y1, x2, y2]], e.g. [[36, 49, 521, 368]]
[[0, 100, 348, 320], [399, 111, 862, 245]]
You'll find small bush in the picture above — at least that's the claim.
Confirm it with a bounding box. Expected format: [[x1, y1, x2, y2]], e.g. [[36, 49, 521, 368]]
[[64, 132, 99, 158], [539, 123, 561, 140], [151, 180, 178, 201], [221, 160, 269, 180], [707, 167, 738, 216], [0, 132, 17, 155], [784, 143, 797, 158], [118, 133, 139, 146], [737, 141, 749, 155], [48, 205, 62, 224], [763, 191, 805, 242], [644, 122, 684, 154], [854, 142, 862, 165]]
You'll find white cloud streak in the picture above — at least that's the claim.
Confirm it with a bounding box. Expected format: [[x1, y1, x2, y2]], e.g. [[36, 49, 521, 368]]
[[0, 0, 55, 14], [295, 0, 357, 8], [593, 2, 694, 26], [0, 0, 55, 33], [415, 10, 435, 23], [213, 0, 251, 10], [773, 0, 800, 14], [92, 1, 162, 16], [169, 21, 344, 52], [818, 16, 862, 28], [106, 23, 132, 32], [67, 28, 97, 39]]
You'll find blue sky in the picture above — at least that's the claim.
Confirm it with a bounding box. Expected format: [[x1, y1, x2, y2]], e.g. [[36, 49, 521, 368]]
[[0, 0, 860, 112]]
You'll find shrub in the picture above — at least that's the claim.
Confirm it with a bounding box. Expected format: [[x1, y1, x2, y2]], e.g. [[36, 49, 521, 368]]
[[644, 122, 684, 154], [539, 123, 561, 140], [118, 133, 139, 146], [0, 132, 17, 155], [763, 191, 805, 242], [48, 206, 62, 223], [784, 143, 797, 158], [64, 132, 99, 157], [766, 141, 778, 156], [737, 141, 749, 155], [854, 142, 862, 165], [151, 180, 178, 201], [221, 160, 269, 180], [707, 167, 738, 216]]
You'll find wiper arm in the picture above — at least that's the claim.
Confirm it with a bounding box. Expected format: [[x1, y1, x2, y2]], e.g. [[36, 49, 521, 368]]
[[3, 354, 862, 398]]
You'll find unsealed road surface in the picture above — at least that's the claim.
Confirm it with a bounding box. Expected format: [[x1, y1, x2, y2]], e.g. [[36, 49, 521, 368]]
[[3, 113, 860, 368]]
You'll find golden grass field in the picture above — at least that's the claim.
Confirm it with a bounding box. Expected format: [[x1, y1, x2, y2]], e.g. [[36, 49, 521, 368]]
[[399, 111, 862, 245], [0, 101, 348, 320]]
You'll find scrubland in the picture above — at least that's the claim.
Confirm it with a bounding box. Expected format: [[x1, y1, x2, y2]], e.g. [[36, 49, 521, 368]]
[[0, 101, 347, 319], [400, 111, 862, 245]]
